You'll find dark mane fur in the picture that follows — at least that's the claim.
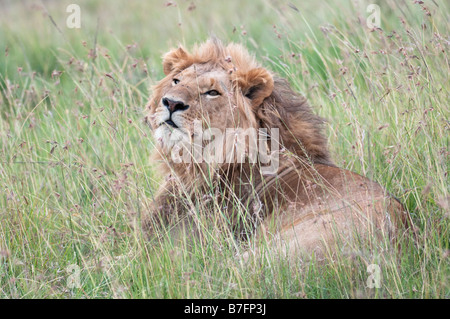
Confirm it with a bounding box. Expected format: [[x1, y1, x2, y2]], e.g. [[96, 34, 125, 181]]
[[258, 77, 333, 166]]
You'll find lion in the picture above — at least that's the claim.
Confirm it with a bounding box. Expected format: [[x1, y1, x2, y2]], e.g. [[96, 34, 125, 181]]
[[144, 38, 412, 260]]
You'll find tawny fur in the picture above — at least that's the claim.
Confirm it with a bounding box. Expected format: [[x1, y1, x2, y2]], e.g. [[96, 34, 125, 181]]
[[144, 38, 412, 259]]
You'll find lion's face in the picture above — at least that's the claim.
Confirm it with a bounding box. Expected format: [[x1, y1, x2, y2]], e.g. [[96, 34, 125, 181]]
[[152, 64, 236, 151], [147, 40, 274, 156]]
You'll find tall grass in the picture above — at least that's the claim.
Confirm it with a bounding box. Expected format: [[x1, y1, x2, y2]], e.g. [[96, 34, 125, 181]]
[[0, 0, 448, 298]]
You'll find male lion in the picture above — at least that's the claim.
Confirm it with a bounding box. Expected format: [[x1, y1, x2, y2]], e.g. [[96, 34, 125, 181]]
[[144, 38, 411, 259]]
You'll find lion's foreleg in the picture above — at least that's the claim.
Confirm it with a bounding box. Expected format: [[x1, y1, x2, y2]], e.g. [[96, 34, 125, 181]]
[[142, 181, 184, 237]]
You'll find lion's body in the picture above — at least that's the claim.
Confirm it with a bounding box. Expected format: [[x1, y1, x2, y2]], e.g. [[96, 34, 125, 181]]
[[247, 162, 409, 259], [145, 38, 411, 259]]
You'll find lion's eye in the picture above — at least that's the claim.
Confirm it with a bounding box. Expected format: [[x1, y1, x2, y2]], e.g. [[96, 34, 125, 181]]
[[204, 90, 220, 96], [172, 78, 180, 85]]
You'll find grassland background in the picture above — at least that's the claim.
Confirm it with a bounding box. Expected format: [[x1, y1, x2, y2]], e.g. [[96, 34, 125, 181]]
[[0, 0, 448, 298]]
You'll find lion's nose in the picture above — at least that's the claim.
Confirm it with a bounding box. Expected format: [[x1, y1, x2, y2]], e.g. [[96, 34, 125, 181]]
[[162, 97, 189, 113]]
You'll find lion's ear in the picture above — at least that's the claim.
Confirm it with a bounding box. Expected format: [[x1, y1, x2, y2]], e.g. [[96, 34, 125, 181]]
[[162, 47, 192, 75], [237, 68, 274, 108]]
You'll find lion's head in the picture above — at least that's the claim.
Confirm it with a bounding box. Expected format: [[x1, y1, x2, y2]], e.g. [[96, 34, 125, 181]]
[[146, 38, 332, 178]]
